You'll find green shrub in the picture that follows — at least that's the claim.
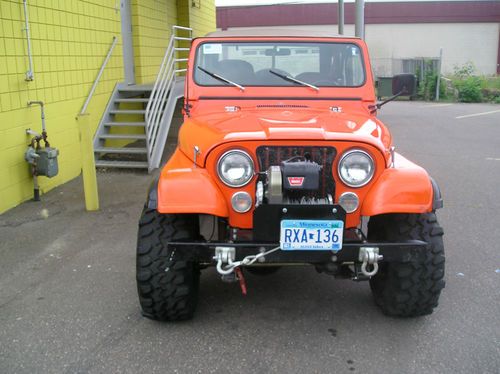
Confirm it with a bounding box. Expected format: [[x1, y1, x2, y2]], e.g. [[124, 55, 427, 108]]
[[417, 71, 447, 101], [481, 88, 500, 103], [453, 61, 475, 79], [455, 77, 483, 103]]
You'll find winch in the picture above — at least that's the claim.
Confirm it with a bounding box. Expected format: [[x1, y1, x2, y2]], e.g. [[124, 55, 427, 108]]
[[261, 155, 332, 205]]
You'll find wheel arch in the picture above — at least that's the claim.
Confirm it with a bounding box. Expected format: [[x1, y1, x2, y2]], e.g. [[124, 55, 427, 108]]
[[149, 149, 229, 217], [361, 153, 443, 216]]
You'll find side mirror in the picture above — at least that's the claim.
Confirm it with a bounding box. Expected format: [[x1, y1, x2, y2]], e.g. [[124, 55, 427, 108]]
[[392, 74, 416, 96]]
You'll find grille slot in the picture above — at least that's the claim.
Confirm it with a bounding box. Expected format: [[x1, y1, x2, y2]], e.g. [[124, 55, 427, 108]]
[[256, 104, 309, 109], [256, 146, 336, 198]]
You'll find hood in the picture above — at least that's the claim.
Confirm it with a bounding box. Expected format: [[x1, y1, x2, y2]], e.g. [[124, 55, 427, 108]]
[[178, 107, 392, 166]]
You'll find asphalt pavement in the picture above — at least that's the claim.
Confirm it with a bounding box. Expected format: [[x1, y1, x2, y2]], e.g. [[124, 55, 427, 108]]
[[0, 102, 499, 374]]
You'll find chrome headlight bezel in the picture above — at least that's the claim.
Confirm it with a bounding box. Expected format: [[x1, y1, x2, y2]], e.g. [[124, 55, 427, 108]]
[[217, 150, 255, 188], [337, 149, 375, 188]]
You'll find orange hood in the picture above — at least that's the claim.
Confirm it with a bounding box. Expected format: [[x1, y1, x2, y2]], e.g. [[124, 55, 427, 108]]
[[178, 106, 392, 166]]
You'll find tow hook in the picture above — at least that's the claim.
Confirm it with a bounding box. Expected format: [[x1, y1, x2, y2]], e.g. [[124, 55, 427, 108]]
[[214, 247, 249, 295], [359, 247, 383, 277]]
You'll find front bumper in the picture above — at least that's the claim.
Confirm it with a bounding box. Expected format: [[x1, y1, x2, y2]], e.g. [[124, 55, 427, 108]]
[[171, 203, 427, 265], [167, 240, 427, 264]]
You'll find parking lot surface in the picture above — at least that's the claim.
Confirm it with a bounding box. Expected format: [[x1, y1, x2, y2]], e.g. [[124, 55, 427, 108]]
[[1, 102, 499, 373]]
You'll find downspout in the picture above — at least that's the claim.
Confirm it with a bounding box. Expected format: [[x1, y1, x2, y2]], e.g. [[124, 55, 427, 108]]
[[23, 0, 34, 81]]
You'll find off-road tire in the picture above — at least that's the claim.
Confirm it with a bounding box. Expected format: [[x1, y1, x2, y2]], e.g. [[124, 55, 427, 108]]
[[136, 208, 200, 321], [368, 213, 445, 317]]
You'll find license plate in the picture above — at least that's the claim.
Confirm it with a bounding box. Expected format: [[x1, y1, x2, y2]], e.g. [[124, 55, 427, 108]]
[[280, 219, 344, 251]]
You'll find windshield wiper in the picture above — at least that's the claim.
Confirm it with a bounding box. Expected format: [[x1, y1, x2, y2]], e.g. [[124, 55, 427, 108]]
[[269, 69, 319, 92], [197, 66, 245, 91]]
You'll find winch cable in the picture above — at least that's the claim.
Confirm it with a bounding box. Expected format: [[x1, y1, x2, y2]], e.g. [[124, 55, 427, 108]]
[[215, 246, 281, 275]]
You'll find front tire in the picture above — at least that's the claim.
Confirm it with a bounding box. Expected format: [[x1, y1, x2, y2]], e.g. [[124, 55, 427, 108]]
[[368, 213, 445, 317], [136, 208, 200, 321]]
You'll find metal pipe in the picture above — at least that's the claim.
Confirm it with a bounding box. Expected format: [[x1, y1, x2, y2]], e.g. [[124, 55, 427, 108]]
[[435, 47, 443, 101], [32, 167, 40, 201], [79, 36, 118, 115], [22, 0, 34, 81], [28, 101, 45, 132], [355, 0, 365, 39], [338, 0, 344, 35]]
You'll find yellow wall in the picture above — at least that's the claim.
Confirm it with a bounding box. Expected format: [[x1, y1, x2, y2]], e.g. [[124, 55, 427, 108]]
[[188, 0, 217, 37], [177, 0, 216, 38], [131, 0, 178, 84], [0, 0, 123, 214], [0, 0, 215, 214]]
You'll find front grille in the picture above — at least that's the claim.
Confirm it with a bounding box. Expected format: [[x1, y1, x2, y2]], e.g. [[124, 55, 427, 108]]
[[256, 146, 336, 197]]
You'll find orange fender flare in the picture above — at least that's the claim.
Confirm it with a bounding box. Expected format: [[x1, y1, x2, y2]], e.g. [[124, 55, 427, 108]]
[[156, 150, 229, 216], [361, 153, 439, 216]]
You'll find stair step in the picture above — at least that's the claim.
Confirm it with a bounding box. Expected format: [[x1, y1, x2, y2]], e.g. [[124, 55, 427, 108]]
[[114, 98, 149, 103], [104, 122, 146, 127], [94, 147, 148, 154], [118, 84, 153, 93], [109, 109, 146, 115], [95, 160, 148, 169], [99, 134, 146, 140]]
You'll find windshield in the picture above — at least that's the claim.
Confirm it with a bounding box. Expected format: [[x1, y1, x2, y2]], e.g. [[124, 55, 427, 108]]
[[194, 41, 365, 88]]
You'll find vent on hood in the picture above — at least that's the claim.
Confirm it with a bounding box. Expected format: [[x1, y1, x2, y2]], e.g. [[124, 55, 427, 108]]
[[256, 104, 309, 109]]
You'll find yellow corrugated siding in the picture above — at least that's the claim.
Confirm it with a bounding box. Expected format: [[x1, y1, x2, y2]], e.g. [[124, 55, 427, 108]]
[[0, 0, 123, 214], [0, 0, 215, 214]]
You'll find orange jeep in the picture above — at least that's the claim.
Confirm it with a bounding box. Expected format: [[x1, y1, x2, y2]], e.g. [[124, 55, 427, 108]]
[[136, 30, 445, 321]]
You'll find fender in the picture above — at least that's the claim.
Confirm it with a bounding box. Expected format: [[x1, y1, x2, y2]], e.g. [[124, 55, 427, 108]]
[[361, 153, 442, 216], [146, 176, 159, 209], [155, 149, 229, 216], [430, 176, 444, 210]]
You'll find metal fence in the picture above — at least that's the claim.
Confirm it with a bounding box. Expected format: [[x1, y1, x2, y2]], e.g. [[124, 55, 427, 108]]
[[372, 57, 441, 81]]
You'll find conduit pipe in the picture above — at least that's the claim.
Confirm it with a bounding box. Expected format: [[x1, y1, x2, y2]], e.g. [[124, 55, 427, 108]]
[[23, 0, 34, 81]]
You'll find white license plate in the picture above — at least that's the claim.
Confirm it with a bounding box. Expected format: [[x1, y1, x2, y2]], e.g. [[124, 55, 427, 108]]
[[280, 219, 344, 251]]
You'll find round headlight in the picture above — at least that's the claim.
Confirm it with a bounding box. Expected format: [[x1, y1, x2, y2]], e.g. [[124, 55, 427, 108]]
[[217, 150, 254, 187], [231, 191, 253, 213], [338, 192, 359, 213], [338, 150, 375, 188]]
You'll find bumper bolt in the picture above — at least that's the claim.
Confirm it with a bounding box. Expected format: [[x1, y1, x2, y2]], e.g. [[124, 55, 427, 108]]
[[332, 208, 337, 213], [282, 208, 287, 213]]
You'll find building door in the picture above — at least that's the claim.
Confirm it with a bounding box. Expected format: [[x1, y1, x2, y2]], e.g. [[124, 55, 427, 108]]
[[120, 0, 135, 85]]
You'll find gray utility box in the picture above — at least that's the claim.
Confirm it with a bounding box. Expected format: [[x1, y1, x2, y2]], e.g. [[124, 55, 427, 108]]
[[36, 147, 59, 178]]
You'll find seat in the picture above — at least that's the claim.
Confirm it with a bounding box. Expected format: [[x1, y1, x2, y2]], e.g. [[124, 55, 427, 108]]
[[294, 72, 325, 84], [255, 68, 291, 85], [215, 59, 255, 85]]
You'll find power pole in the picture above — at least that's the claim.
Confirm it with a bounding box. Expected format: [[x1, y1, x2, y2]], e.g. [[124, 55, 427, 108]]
[[355, 0, 365, 39], [338, 0, 344, 35]]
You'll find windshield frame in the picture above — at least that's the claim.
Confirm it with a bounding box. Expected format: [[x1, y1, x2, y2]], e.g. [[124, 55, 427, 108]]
[[192, 40, 367, 89]]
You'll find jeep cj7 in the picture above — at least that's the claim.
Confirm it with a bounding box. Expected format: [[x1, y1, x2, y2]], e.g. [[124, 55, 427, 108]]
[[137, 30, 445, 321]]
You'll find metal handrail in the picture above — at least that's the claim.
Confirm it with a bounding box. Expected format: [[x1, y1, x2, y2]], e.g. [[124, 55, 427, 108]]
[[145, 26, 192, 162], [79, 36, 118, 115]]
